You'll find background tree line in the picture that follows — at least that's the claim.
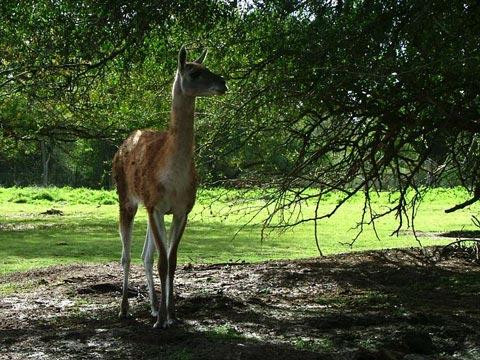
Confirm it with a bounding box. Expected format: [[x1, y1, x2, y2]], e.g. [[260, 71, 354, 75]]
[[1, 0, 479, 228]]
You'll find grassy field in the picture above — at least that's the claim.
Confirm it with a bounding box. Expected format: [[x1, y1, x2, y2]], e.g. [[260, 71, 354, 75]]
[[1, 186, 479, 275]]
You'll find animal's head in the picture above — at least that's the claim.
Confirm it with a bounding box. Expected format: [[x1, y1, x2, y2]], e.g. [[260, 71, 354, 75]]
[[176, 45, 227, 97]]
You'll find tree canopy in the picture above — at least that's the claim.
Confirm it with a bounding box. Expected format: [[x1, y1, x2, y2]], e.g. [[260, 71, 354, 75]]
[[1, 0, 479, 231]]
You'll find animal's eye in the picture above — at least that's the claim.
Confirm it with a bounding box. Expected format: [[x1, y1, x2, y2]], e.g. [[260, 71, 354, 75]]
[[190, 71, 201, 79]]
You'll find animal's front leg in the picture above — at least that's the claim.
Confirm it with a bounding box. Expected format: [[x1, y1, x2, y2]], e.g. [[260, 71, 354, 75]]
[[147, 209, 169, 329], [141, 224, 159, 317], [166, 213, 187, 325], [155, 250, 168, 329]]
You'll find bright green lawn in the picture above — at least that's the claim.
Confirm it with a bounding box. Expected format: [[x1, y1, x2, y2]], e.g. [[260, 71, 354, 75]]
[[0, 186, 479, 275]]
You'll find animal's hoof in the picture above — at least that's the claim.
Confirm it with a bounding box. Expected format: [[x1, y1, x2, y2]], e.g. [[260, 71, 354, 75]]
[[118, 311, 129, 319], [167, 318, 182, 326], [153, 320, 168, 329]]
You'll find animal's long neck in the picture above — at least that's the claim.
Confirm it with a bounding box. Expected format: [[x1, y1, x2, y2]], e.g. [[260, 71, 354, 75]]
[[169, 72, 196, 159]]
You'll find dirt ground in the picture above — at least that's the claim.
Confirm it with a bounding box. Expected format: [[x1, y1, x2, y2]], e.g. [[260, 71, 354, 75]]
[[1, 247, 479, 360]]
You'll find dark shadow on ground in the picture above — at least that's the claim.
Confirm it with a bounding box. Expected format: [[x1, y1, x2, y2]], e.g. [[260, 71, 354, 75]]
[[440, 230, 480, 238], [1, 247, 479, 359], [0, 305, 329, 360]]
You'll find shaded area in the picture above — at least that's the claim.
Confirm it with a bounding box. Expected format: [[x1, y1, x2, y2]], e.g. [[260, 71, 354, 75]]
[[76, 283, 139, 298], [440, 230, 480, 239], [1, 247, 479, 359]]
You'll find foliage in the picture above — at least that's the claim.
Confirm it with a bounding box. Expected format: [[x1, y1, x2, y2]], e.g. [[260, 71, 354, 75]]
[[1, 1, 479, 234], [203, 0, 480, 239]]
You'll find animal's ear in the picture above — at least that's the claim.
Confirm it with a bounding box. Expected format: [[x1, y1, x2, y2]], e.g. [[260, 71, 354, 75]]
[[178, 45, 187, 71], [194, 49, 208, 64]]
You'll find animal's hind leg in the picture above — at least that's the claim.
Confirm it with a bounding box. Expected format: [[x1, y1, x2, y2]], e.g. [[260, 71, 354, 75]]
[[141, 223, 159, 316], [118, 203, 137, 318]]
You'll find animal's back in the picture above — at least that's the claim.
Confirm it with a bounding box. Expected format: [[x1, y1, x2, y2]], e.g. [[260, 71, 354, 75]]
[[113, 129, 169, 207]]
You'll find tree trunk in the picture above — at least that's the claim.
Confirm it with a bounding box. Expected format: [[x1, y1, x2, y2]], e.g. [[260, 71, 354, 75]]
[[41, 140, 51, 187]]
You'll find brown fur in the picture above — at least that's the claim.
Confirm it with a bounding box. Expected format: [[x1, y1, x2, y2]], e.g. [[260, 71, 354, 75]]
[[112, 129, 197, 213], [112, 46, 226, 328]]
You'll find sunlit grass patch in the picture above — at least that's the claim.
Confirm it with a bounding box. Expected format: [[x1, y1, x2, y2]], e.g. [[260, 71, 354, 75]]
[[206, 324, 245, 341], [0, 279, 39, 295], [0, 186, 479, 274], [294, 337, 335, 352]]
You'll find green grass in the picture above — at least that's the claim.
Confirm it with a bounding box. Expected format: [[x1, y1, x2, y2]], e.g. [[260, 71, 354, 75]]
[[1, 186, 479, 275], [206, 324, 245, 341], [0, 280, 37, 295], [294, 337, 335, 352]]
